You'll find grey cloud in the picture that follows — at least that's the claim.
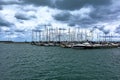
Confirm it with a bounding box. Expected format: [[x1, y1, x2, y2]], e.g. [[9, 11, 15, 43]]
[[0, 0, 22, 5], [0, 6, 2, 10], [53, 12, 71, 21], [92, 25, 111, 34], [0, 28, 2, 32], [68, 23, 76, 27], [15, 14, 30, 20], [22, 0, 111, 10], [97, 26, 105, 31], [53, 11, 96, 28], [103, 29, 110, 34], [92, 25, 105, 31], [53, 2, 120, 28], [0, 17, 13, 27], [55, 0, 111, 10], [21, 0, 119, 29], [23, 0, 52, 7], [68, 18, 96, 28], [15, 12, 36, 20], [76, 18, 96, 26], [89, 5, 120, 23], [89, 9, 103, 21]]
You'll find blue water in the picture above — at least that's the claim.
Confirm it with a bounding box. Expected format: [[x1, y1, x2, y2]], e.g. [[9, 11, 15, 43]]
[[0, 43, 120, 80]]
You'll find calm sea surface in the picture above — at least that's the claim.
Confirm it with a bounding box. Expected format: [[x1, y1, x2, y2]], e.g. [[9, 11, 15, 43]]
[[0, 43, 120, 80]]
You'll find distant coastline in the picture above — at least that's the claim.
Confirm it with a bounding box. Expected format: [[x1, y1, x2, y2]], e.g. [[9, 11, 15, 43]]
[[0, 41, 30, 44], [0, 40, 120, 49], [0, 41, 120, 43]]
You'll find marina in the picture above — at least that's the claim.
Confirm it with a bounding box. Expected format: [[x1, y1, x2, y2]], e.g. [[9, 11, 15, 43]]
[[1, 0, 120, 79], [31, 27, 120, 49]]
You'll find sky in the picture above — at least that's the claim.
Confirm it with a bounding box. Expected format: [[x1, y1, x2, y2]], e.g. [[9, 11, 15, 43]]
[[0, 0, 120, 42]]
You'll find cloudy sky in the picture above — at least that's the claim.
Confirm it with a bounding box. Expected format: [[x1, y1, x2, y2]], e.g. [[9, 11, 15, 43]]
[[0, 0, 120, 41]]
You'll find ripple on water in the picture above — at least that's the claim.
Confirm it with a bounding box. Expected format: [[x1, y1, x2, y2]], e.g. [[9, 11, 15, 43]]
[[0, 43, 120, 80]]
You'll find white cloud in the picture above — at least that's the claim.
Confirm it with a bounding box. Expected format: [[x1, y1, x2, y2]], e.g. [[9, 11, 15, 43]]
[[1, 27, 10, 32]]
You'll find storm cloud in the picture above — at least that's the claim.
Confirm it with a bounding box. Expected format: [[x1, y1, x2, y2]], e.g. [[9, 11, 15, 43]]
[[22, 0, 111, 10], [53, 6, 96, 27], [0, 0, 120, 41], [22, 0, 52, 7], [55, 0, 111, 10], [52, 0, 120, 28], [53, 12, 72, 22], [15, 12, 36, 20]]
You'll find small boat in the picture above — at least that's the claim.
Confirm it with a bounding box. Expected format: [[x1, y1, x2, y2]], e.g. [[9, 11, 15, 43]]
[[72, 43, 85, 49], [72, 42, 93, 49]]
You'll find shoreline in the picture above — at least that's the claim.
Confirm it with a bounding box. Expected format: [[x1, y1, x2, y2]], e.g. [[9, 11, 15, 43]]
[[0, 41, 120, 49]]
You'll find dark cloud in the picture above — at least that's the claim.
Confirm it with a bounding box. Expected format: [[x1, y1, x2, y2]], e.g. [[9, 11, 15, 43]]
[[53, 11, 96, 28], [89, 9, 103, 21], [53, 12, 71, 21], [75, 18, 96, 27], [53, 1, 120, 28], [97, 25, 105, 31], [15, 12, 36, 20], [15, 14, 29, 20], [23, 0, 52, 7], [22, 0, 111, 10], [67, 18, 96, 28], [55, 0, 111, 10], [89, 5, 120, 23], [0, 17, 13, 27], [103, 29, 110, 34], [54, 9, 120, 28], [0, 6, 2, 10], [68, 23, 76, 27]]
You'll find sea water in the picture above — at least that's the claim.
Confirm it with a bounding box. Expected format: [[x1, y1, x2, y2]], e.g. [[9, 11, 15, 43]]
[[0, 43, 120, 80]]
